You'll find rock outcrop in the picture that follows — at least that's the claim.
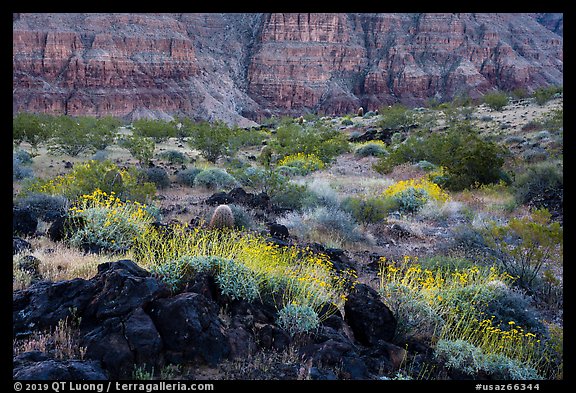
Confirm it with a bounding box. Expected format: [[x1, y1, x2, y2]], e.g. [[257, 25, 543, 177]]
[[13, 13, 563, 124]]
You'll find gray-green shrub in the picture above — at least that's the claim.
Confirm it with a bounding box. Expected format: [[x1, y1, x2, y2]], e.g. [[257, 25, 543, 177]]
[[176, 167, 203, 187], [193, 168, 238, 190]]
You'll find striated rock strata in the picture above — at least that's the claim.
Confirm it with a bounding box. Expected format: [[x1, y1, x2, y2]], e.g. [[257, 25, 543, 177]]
[[13, 13, 563, 124]]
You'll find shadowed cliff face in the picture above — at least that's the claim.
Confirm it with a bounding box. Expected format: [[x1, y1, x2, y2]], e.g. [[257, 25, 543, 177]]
[[13, 13, 562, 125]]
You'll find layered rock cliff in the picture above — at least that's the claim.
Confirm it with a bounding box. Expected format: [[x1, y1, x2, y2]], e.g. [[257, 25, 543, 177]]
[[13, 13, 563, 124]]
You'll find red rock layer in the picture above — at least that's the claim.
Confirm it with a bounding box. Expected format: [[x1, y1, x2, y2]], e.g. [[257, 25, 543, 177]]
[[13, 13, 563, 123]]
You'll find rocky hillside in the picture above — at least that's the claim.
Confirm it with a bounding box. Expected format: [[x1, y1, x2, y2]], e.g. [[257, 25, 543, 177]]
[[13, 13, 563, 125]]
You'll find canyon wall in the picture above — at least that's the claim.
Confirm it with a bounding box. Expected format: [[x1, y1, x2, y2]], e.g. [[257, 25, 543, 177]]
[[13, 13, 563, 125]]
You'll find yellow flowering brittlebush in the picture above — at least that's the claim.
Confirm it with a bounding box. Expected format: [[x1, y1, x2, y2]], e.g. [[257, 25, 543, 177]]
[[378, 256, 544, 372], [68, 189, 154, 253], [132, 224, 357, 320], [383, 177, 449, 204], [277, 152, 325, 174]]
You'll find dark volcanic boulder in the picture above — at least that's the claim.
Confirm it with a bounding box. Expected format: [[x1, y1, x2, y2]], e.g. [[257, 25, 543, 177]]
[[13, 206, 38, 236], [344, 283, 397, 346], [13, 278, 97, 337], [13, 351, 108, 380], [83, 260, 170, 323], [13, 237, 32, 255], [148, 292, 230, 365]]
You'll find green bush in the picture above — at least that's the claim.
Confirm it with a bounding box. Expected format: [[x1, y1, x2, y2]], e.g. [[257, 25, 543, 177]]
[[215, 258, 260, 301], [270, 182, 312, 210], [193, 168, 238, 190], [186, 120, 241, 163], [47, 115, 120, 156], [13, 113, 53, 154], [340, 196, 392, 223], [513, 162, 563, 209], [176, 167, 203, 187], [144, 167, 170, 189], [19, 160, 156, 203], [353, 142, 388, 158], [270, 121, 349, 164], [118, 134, 155, 166], [13, 156, 34, 181], [533, 85, 562, 105], [377, 104, 415, 130], [482, 209, 563, 291], [483, 91, 509, 111], [132, 119, 176, 143], [374, 123, 509, 191], [277, 303, 319, 336], [158, 150, 188, 165]]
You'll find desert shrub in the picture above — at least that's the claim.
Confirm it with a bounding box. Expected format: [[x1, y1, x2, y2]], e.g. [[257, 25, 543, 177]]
[[13, 112, 53, 154], [215, 258, 260, 301], [383, 178, 449, 214], [521, 148, 548, 163], [47, 115, 120, 156], [374, 124, 509, 191], [91, 150, 109, 161], [300, 179, 340, 210], [483, 91, 509, 111], [484, 282, 545, 335], [532, 85, 562, 105], [13, 156, 34, 181], [132, 226, 356, 318], [379, 258, 546, 374], [176, 167, 203, 187], [279, 206, 366, 247], [47, 115, 93, 156], [277, 303, 320, 336], [276, 153, 325, 175], [341, 117, 353, 126], [186, 120, 241, 163], [19, 160, 156, 204], [158, 150, 187, 165], [14, 149, 33, 165], [270, 182, 312, 211], [144, 167, 170, 189], [378, 104, 415, 130], [270, 121, 349, 164], [227, 204, 255, 230], [118, 134, 155, 165], [481, 208, 563, 292], [193, 168, 238, 191], [513, 161, 563, 209], [340, 196, 392, 223], [67, 189, 155, 253], [413, 160, 436, 172], [353, 141, 388, 158], [14, 193, 69, 222], [434, 339, 483, 376], [132, 119, 176, 143]]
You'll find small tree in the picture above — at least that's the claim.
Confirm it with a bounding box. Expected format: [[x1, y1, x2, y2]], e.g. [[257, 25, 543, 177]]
[[48, 115, 94, 156], [13, 113, 53, 155], [119, 134, 155, 166], [483, 91, 509, 111], [377, 104, 415, 130], [482, 209, 563, 291], [187, 120, 240, 163], [132, 119, 176, 143]]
